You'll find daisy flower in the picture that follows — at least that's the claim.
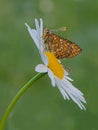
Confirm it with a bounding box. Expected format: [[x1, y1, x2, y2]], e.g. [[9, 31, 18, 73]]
[[25, 18, 86, 110]]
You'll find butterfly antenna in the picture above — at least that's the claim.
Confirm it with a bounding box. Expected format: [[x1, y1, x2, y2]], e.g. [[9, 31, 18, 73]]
[[51, 27, 67, 32]]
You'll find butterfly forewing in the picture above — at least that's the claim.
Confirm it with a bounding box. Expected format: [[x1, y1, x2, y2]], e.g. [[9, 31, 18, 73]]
[[43, 29, 82, 59]]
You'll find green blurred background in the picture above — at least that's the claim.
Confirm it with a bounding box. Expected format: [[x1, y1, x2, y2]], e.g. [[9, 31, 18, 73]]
[[0, 0, 98, 129]]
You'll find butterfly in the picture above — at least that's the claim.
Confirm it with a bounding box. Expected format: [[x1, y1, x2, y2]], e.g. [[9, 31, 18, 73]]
[[43, 28, 82, 59]]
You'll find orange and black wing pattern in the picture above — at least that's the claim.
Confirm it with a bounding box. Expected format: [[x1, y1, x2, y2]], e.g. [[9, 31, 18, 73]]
[[43, 29, 82, 59]]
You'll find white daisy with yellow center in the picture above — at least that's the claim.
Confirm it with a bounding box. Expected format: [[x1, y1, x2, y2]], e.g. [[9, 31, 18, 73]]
[[25, 18, 86, 110]]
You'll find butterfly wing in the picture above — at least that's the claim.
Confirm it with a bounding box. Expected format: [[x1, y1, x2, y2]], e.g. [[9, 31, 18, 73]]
[[43, 29, 82, 59]]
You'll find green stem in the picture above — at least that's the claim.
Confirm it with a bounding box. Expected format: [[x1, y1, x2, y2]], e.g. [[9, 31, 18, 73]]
[[0, 73, 46, 130]]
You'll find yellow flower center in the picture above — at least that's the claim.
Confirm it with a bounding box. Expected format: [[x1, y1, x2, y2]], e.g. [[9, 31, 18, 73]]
[[45, 52, 64, 79]]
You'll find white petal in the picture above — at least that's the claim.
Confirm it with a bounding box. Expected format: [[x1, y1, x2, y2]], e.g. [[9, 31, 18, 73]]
[[55, 76, 86, 110], [35, 18, 40, 35], [64, 71, 69, 75], [25, 23, 40, 49], [55, 78, 70, 100], [35, 64, 48, 73], [64, 74, 73, 81], [25, 20, 45, 63], [34, 19, 44, 52], [40, 52, 48, 65], [61, 78, 86, 110], [40, 18, 43, 37], [47, 69, 56, 87], [39, 18, 44, 52]]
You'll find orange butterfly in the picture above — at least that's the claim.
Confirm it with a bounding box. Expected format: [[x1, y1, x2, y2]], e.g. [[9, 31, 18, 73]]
[[43, 28, 82, 59]]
